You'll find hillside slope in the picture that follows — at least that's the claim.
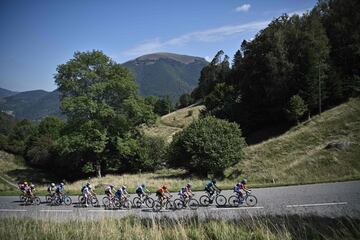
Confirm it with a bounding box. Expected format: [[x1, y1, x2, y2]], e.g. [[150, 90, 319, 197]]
[[123, 52, 208, 98], [0, 90, 62, 121], [226, 98, 360, 185]]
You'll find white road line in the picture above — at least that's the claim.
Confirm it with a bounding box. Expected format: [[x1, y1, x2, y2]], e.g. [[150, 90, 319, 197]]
[[87, 209, 114, 212], [0, 209, 27, 212], [211, 206, 264, 210], [39, 209, 73, 212], [286, 202, 348, 208]]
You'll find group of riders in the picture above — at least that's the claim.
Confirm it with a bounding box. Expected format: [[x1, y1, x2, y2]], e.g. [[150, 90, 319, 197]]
[[18, 178, 249, 207]]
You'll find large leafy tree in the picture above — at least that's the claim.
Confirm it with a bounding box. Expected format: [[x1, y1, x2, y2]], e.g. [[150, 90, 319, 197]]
[[55, 50, 155, 177]]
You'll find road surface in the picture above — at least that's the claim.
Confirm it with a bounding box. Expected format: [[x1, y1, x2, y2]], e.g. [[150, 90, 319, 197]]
[[0, 180, 359, 220]]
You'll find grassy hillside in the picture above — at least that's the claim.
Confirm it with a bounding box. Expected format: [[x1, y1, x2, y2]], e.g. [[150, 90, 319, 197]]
[[226, 98, 360, 184], [143, 103, 205, 142], [0, 99, 359, 195]]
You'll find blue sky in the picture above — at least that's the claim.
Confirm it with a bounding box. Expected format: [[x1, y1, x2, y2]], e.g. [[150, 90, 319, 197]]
[[0, 0, 317, 92]]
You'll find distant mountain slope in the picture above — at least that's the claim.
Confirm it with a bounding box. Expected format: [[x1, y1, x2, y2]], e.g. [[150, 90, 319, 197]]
[[0, 88, 18, 98], [0, 90, 62, 121], [123, 52, 208, 98]]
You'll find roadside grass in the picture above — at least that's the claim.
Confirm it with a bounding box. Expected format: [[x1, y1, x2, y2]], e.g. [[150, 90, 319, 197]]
[[226, 98, 360, 185], [0, 215, 359, 240]]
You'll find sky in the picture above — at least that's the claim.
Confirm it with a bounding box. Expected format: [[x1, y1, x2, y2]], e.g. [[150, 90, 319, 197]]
[[0, 0, 317, 92]]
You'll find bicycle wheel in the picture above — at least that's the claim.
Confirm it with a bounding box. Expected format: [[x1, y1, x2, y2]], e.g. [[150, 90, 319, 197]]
[[64, 196, 72, 206], [114, 198, 121, 208], [122, 200, 132, 209], [102, 196, 111, 207], [245, 195, 257, 207], [215, 194, 227, 206], [145, 197, 155, 208], [20, 194, 26, 201], [228, 195, 240, 207], [133, 197, 142, 208], [173, 199, 184, 210], [91, 196, 99, 207], [199, 195, 210, 206], [153, 200, 162, 212], [165, 200, 175, 210], [189, 199, 199, 210], [46, 194, 52, 203], [34, 197, 41, 205]]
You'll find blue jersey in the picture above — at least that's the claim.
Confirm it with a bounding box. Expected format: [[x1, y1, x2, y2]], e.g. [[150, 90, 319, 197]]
[[206, 181, 214, 188], [55, 185, 63, 193]]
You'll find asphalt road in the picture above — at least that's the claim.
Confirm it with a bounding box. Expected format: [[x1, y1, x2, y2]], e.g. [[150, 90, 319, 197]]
[[0, 180, 359, 220]]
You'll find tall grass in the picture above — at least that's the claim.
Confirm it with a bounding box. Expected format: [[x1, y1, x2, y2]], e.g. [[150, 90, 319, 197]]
[[0, 215, 359, 240]]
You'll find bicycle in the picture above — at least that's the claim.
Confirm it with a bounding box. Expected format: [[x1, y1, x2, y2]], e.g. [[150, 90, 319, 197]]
[[102, 195, 121, 208], [174, 194, 199, 210], [152, 195, 175, 212], [132, 193, 155, 208], [23, 195, 41, 205], [199, 190, 227, 206], [117, 194, 132, 209], [79, 193, 99, 207], [50, 193, 72, 206], [228, 189, 258, 207]]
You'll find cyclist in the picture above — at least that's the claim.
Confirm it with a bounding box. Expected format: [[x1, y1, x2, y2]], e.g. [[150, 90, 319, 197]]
[[104, 185, 115, 199], [115, 185, 128, 202], [19, 181, 28, 194], [55, 182, 65, 201], [82, 184, 91, 207], [135, 183, 149, 200], [26, 184, 35, 198], [47, 183, 56, 196], [238, 179, 248, 199], [156, 185, 170, 204], [204, 179, 220, 197], [179, 183, 192, 201]]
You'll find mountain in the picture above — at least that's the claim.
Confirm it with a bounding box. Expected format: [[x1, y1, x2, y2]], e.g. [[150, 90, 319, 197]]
[[123, 52, 208, 98], [0, 90, 62, 121], [0, 52, 208, 121], [0, 88, 18, 98]]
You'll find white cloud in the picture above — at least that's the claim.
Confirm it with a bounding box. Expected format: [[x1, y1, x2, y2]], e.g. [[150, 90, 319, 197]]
[[287, 9, 309, 17], [235, 4, 251, 12], [204, 56, 211, 62], [123, 20, 269, 57]]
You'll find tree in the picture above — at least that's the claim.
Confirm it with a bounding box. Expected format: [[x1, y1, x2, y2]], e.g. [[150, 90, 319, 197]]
[[154, 96, 174, 115], [168, 116, 246, 177], [286, 95, 308, 124], [179, 93, 192, 108], [55, 50, 156, 177]]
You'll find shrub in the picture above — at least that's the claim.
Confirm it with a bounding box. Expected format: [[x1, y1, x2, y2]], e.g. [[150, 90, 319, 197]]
[[168, 116, 246, 177]]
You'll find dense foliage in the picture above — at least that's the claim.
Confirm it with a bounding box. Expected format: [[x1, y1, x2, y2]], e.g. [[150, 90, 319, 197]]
[[168, 116, 246, 177], [193, 0, 360, 141]]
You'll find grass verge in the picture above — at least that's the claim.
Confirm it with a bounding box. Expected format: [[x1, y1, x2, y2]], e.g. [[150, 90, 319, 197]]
[[0, 215, 359, 240]]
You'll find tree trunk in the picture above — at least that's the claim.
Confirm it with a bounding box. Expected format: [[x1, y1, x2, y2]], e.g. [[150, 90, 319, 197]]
[[95, 158, 102, 178]]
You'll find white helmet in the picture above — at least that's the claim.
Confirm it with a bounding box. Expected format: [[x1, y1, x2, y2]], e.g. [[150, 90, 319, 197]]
[[51, 183, 55, 187], [122, 185, 126, 190]]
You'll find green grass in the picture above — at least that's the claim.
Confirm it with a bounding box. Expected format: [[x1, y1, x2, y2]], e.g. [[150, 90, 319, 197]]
[[225, 98, 360, 185], [0, 215, 359, 240]]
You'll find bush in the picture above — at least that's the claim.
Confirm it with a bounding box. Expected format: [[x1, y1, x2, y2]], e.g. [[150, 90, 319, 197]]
[[168, 116, 246, 177]]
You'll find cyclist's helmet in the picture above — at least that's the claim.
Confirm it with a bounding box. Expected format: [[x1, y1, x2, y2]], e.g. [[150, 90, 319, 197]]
[[110, 185, 114, 189], [162, 185, 167, 190], [141, 183, 146, 188], [212, 179, 216, 184], [24, 181, 28, 185], [60, 182, 65, 186], [30, 184, 35, 188], [186, 183, 192, 188], [241, 179, 247, 184], [51, 183, 55, 187], [88, 184, 92, 189], [236, 183, 240, 187], [122, 185, 127, 190]]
